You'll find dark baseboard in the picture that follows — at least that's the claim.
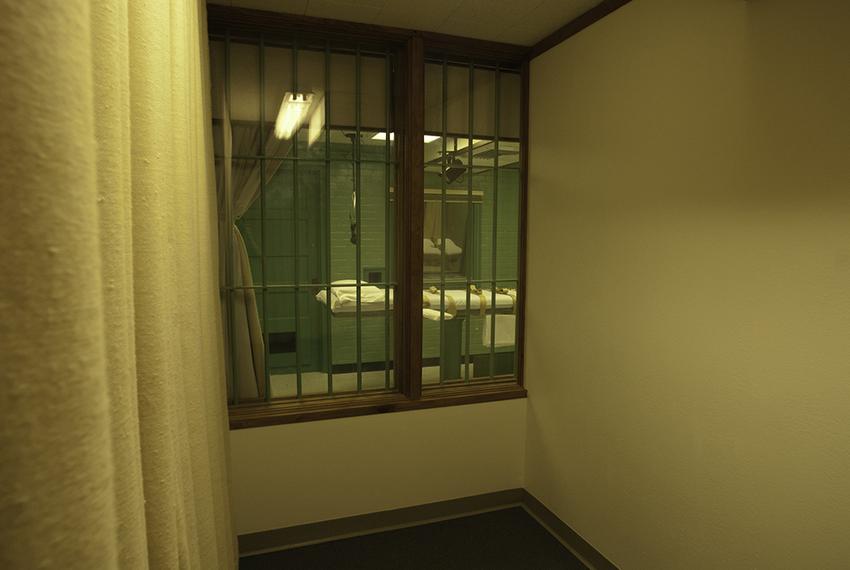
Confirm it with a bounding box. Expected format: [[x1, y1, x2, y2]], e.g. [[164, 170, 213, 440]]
[[238, 487, 617, 570], [521, 490, 618, 570], [238, 488, 525, 556]]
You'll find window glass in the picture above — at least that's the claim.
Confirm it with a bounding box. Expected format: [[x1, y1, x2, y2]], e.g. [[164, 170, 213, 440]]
[[422, 64, 522, 384], [214, 40, 396, 402]]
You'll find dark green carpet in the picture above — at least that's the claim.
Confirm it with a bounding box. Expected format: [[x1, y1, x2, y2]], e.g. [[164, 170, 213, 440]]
[[239, 507, 587, 569]]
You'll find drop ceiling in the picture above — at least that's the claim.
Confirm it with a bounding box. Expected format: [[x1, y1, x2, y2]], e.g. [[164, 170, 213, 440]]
[[208, 0, 604, 46]]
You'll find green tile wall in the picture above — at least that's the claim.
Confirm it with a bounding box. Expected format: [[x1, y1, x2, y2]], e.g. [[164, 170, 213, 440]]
[[421, 166, 520, 361], [235, 141, 519, 373]]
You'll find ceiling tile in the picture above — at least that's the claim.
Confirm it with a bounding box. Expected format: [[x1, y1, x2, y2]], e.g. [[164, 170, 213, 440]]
[[449, 0, 543, 24], [305, 0, 384, 23], [498, 26, 544, 46], [209, 0, 605, 45], [373, 0, 459, 31], [438, 20, 503, 42], [515, 0, 601, 30], [499, 0, 603, 45], [210, 0, 309, 14]]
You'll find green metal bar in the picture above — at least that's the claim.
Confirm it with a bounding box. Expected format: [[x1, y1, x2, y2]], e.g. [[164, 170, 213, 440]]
[[514, 73, 523, 379], [423, 58, 514, 72], [423, 279, 469, 287], [216, 154, 402, 164], [222, 281, 396, 290], [324, 42, 334, 396], [489, 66, 500, 381], [222, 279, 517, 295], [209, 40, 389, 59], [224, 32, 239, 405], [355, 47, 363, 392], [259, 36, 271, 402], [293, 41, 303, 398], [439, 58, 448, 383], [384, 51, 391, 390], [465, 61, 474, 383]]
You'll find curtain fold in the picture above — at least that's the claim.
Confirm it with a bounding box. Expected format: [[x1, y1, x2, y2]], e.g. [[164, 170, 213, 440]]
[[91, 0, 149, 565], [0, 1, 236, 568]]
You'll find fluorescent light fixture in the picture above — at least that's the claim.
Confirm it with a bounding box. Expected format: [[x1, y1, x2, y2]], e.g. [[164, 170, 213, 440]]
[[274, 92, 313, 140], [307, 94, 325, 147], [371, 132, 441, 143]]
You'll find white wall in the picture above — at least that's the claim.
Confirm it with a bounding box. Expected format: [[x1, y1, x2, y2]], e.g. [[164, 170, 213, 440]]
[[525, 0, 850, 568], [230, 400, 526, 534]]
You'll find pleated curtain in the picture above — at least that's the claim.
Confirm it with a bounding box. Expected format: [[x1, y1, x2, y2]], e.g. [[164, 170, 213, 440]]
[[0, 0, 236, 568], [211, 49, 291, 401], [220, 114, 268, 401]]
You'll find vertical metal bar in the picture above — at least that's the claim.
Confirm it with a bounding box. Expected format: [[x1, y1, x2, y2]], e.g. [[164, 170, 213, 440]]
[[259, 36, 271, 402], [224, 32, 238, 405], [384, 51, 391, 390], [355, 47, 363, 392], [293, 42, 303, 398], [489, 66, 500, 381], [516, 62, 529, 386], [439, 58, 448, 383], [465, 62, 473, 383], [324, 43, 334, 395]]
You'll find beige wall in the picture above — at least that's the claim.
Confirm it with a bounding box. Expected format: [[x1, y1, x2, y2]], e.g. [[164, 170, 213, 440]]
[[230, 400, 526, 534], [526, 0, 850, 568]]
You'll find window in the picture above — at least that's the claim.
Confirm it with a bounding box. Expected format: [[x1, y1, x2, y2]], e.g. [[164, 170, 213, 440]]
[[210, 38, 396, 404], [209, 6, 528, 427], [422, 61, 522, 385]]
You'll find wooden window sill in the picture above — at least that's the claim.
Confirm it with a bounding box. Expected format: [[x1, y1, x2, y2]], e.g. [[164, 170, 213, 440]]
[[228, 381, 527, 429]]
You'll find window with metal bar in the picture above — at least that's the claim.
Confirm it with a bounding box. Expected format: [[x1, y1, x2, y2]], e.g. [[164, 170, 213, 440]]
[[207, 7, 528, 425], [210, 36, 396, 404], [422, 61, 522, 386]]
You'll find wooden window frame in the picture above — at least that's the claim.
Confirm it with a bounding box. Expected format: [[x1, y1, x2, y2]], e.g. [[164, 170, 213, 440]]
[[209, 5, 530, 429]]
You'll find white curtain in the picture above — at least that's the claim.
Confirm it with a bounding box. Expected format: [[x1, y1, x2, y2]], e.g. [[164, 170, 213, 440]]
[[213, 72, 290, 401], [0, 1, 235, 568]]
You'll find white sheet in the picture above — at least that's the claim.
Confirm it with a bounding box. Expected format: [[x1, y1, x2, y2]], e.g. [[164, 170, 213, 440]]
[[436, 238, 463, 256], [315, 282, 393, 312], [423, 239, 441, 256], [423, 238, 463, 256], [315, 286, 515, 314], [422, 289, 514, 311]]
